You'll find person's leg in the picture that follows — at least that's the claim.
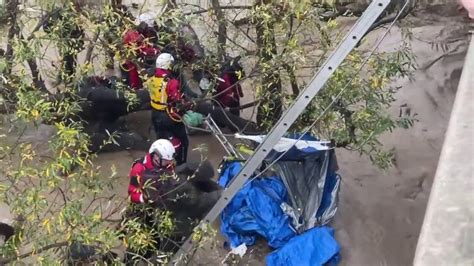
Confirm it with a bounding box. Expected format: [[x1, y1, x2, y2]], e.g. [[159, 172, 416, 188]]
[[170, 122, 189, 165], [152, 110, 173, 139], [155, 112, 189, 164], [229, 103, 240, 117]]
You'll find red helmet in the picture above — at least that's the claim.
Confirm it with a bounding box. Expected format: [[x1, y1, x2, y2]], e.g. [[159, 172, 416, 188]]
[[123, 30, 143, 46]]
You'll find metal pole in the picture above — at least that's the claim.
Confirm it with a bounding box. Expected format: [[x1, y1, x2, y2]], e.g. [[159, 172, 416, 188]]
[[204, 116, 242, 159], [172, 0, 391, 263]]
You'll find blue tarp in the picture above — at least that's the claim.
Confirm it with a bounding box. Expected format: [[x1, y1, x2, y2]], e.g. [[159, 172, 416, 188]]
[[219, 162, 295, 249], [266, 226, 340, 266], [218, 133, 341, 265], [218, 161, 242, 188]]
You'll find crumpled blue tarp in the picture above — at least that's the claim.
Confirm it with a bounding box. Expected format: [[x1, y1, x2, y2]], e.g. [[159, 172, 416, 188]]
[[219, 162, 295, 249], [218, 161, 242, 187], [266, 226, 340, 266], [219, 160, 340, 266]]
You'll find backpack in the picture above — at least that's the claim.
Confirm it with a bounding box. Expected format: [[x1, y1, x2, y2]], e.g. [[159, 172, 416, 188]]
[[146, 76, 169, 111]]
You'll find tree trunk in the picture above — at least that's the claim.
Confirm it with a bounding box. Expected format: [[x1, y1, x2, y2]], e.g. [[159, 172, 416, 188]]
[[254, 0, 283, 128], [4, 0, 20, 74], [18, 33, 47, 92], [210, 0, 227, 61], [4, 1, 47, 92]]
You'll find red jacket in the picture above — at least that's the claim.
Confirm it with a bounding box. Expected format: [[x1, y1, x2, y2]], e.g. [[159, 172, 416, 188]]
[[123, 29, 159, 57], [128, 153, 177, 204], [154, 68, 190, 121], [154, 68, 182, 103], [122, 60, 141, 90], [215, 73, 244, 107], [128, 153, 155, 203], [122, 30, 159, 90]]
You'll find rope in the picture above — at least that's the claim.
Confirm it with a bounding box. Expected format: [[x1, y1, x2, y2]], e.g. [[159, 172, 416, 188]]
[[197, 98, 258, 135]]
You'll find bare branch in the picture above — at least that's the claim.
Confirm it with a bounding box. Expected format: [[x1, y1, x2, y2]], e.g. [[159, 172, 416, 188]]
[[17, 33, 48, 93], [282, 64, 300, 95], [233, 16, 251, 27], [85, 30, 101, 64], [5, 0, 20, 74], [183, 5, 252, 16], [227, 17, 256, 44]]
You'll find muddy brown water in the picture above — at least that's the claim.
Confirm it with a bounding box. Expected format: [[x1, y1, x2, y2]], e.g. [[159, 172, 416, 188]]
[[91, 17, 467, 265]]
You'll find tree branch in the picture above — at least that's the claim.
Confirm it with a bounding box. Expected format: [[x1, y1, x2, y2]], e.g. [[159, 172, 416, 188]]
[[85, 30, 101, 64], [18, 33, 48, 93], [233, 16, 251, 27], [255, 0, 283, 126], [227, 17, 256, 44], [334, 100, 356, 148], [183, 5, 251, 16], [26, 9, 61, 42], [282, 63, 299, 95], [227, 100, 260, 111], [358, 0, 414, 46], [0, 241, 69, 264]]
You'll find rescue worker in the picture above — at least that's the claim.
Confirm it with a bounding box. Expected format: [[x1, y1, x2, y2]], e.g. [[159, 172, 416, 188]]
[[124, 139, 177, 264], [121, 31, 146, 90], [147, 53, 191, 165], [214, 59, 245, 117], [135, 12, 159, 45], [128, 139, 176, 203], [135, 12, 160, 67], [159, 20, 199, 64], [121, 13, 160, 90], [103, 1, 134, 69]]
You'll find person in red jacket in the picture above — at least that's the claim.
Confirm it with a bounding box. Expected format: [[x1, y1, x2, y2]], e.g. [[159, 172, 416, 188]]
[[147, 53, 191, 166], [214, 59, 244, 117], [128, 139, 176, 204], [121, 13, 160, 90], [124, 138, 176, 264]]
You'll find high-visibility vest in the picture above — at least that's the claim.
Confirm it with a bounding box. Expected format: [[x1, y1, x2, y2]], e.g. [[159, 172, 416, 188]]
[[147, 76, 168, 111]]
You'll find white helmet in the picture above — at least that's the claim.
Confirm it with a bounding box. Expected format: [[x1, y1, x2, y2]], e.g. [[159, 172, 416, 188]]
[[199, 77, 212, 91], [137, 12, 156, 28], [149, 139, 176, 161], [156, 53, 175, 70]]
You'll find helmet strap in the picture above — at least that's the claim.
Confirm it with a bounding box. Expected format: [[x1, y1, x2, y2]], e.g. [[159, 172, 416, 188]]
[[151, 152, 163, 168]]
